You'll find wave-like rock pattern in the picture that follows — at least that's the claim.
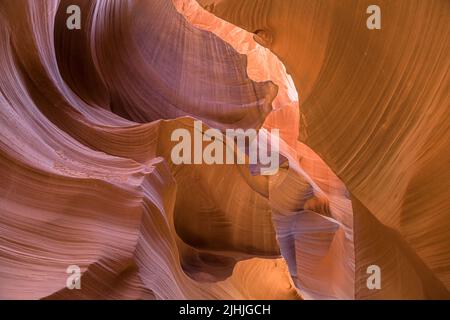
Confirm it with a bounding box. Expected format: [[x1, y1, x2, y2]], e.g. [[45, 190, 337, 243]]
[[198, 0, 450, 299], [0, 0, 333, 300], [0, 0, 447, 299], [0, 0, 294, 299]]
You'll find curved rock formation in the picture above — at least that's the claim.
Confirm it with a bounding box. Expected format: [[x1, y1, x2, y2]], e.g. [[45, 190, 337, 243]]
[[0, 0, 304, 300], [198, 0, 450, 298], [0, 0, 447, 300]]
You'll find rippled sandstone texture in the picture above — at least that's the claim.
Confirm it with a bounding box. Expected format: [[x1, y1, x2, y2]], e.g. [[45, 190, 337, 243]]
[[0, 0, 448, 300], [198, 0, 450, 298]]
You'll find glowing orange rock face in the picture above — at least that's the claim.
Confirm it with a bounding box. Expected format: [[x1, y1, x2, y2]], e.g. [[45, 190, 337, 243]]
[[0, 0, 448, 300], [197, 0, 450, 298]]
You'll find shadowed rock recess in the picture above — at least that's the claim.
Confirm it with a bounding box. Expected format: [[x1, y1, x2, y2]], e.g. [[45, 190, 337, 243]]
[[0, 0, 448, 299]]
